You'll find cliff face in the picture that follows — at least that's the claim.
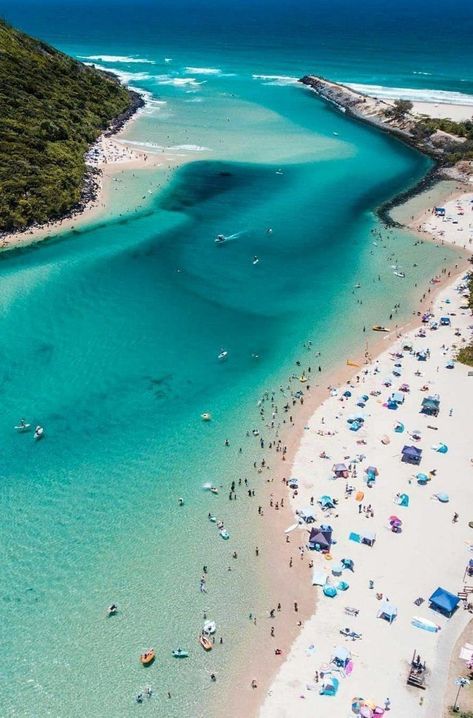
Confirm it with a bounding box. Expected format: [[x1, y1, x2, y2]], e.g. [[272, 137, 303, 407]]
[[0, 20, 144, 231]]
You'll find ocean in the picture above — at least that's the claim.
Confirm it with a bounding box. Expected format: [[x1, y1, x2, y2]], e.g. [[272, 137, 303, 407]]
[[0, 1, 471, 715]]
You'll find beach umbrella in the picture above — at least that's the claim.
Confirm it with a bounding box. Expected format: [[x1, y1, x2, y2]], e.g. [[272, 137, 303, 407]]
[[389, 515, 402, 524], [394, 421, 404, 433], [343, 390, 352, 397], [366, 465, 378, 476], [437, 443, 448, 454], [337, 580, 349, 591], [416, 472, 429, 485], [360, 707, 373, 718]]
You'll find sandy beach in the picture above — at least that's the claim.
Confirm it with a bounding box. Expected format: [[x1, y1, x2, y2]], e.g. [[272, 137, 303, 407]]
[[411, 101, 473, 122], [256, 191, 473, 717]]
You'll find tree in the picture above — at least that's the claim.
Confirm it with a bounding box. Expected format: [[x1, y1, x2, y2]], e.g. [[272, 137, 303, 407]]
[[387, 99, 414, 120]]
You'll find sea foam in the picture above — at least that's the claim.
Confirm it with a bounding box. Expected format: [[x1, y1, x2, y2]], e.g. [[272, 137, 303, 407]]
[[252, 74, 299, 86], [347, 83, 473, 106], [81, 54, 155, 64], [184, 66, 222, 75]]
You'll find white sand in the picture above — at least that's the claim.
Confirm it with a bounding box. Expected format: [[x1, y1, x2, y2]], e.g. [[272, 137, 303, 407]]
[[411, 102, 473, 122], [260, 195, 473, 717]]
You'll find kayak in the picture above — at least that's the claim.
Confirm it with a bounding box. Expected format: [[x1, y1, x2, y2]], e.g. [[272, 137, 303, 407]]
[[140, 649, 156, 665], [199, 634, 212, 651], [284, 523, 299, 534]]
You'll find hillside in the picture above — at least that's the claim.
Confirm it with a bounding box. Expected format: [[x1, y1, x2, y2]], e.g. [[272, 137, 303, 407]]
[[0, 20, 142, 232]]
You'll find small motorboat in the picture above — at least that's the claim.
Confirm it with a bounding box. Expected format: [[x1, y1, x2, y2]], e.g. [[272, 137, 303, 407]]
[[172, 648, 189, 658], [199, 634, 212, 651], [203, 620, 216, 635], [140, 649, 156, 666], [218, 350, 228, 361], [107, 603, 118, 616], [372, 325, 390, 332], [34, 426, 44, 441], [210, 486, 219, 495], [219, 528, 230, 540], [215, 234, 226, 245], [201, 412, 212, 421]]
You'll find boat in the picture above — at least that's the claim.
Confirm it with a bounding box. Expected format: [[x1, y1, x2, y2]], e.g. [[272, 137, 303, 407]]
[[372, 325, 390, 332], [394, 271, 405, 278], [252, 256, 259, 265], [107, 603, 118, 616], [140, 649, 156, 666], [199, 634, 212, 651], [214, 234, 226, 244], [172, 648, 189, 658], [14, 421, 31, 432], [34, 425, 44, 440], [201, 412, 212, 421], [210, 486, 219, 495], [218, 350, 228, 361], [203, 620, 216, 635], [219, 529, 230, 540]]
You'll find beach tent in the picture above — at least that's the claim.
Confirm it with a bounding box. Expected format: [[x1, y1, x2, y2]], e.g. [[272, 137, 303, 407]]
[[446, 360, 455, 369], [332, 463, 349, 478], [312, 569, 328, 586], [416, 350, 428, 362], [391, 391, 405, 405], [401, 445, 422, 465], [377, 600, 398, 624], [332, 645, 351, 667], [287, 478, 298, 489], [429, 587, 460, 617], [421, 396, 440, 416], [331, 562, 343, 576], [440, 316, 451, 326], [434, 207, 446, 216], [319, 675, 339, 696], [361, 531, 376, 547], [323, 585, 338, 598], [318, 495, 336, 509], [394, 492, 410, 506], [298, 506, 316, 523], [394, 421, 405, 433], [308, 528, 332, 551], [433, 442, 448, 454]]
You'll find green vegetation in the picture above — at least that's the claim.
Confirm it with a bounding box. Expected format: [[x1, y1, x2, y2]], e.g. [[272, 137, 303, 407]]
[[413, 116, 473, 164], [0, 19, 135, 231], [385, 98, 413, 120], [456, 273, 473, 367]]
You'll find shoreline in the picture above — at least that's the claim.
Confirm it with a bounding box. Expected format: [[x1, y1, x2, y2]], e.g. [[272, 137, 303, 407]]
[[258, 188, 473, 717], [227, 178, 471, 717]]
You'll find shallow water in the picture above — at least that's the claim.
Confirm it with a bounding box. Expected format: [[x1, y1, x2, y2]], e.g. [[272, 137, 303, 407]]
[[0, 1, 469, 715]]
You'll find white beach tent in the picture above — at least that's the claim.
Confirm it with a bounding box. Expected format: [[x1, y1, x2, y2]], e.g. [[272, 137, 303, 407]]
[[312, 569, 328, 586]]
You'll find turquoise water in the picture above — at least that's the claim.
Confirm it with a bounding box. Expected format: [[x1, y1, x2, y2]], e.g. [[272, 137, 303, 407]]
[[0, 2, 470, 716]]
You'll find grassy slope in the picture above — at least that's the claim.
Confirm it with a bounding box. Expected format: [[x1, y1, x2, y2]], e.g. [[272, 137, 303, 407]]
[[0, 19, 134, 231]]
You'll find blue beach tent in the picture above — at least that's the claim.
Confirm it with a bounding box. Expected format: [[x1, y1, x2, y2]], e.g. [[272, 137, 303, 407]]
[[429, 587, 460, 617]]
